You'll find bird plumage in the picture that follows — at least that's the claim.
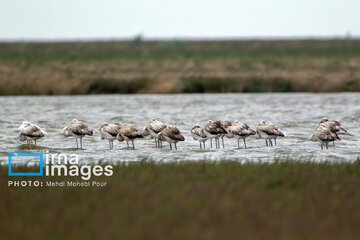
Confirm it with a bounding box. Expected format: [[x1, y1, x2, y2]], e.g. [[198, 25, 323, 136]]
[[228, 121, 255, 149], [118, 123, 143, 148], [256, 121, 284, 137], [64, 119, 93, 149], [318, 118, 349, 135], [18, 121, 47, 146], [256, 120, 284, 146], [67, 119, 93, 136], [158, 126, 185, 150], [119, 124, 143, 140], [191, 125, 208, 149], [204, 120, 227, 135], [313, 124, 341, 149], [99, 122, 121, 149], [203, 120, 228, 149], [143, 118, 167, 147], [100, 123, 121, 139]]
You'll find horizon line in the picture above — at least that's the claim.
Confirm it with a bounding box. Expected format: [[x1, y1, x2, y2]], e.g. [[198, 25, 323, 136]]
[[0, 35, 358, 43]]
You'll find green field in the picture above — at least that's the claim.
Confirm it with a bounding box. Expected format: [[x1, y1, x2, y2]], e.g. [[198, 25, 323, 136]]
[[1, 39, 360, 95], [1, 160, 360, 239]]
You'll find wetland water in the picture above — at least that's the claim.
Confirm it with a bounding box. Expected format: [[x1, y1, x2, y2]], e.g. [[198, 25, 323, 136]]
[[1, 93, 359, 165]]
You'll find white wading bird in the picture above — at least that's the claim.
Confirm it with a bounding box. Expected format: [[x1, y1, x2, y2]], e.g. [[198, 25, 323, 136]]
[[228, 121, 256, 149], [142, 118, 167, 147], [118, 123, 143, 149], [203, 120, 227, 149], [256, 120, 285, 147], [63, 119, 93, 149], [18, 121, 47, 147], [219, 120, 232, 148], [311, 124, 341, 149], [158, 126, 185, 150], [99, 122, 121, 149], [191, 124, 208, 149]]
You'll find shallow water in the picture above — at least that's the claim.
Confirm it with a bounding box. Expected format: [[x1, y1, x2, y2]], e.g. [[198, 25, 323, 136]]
[[1, 93, 359, 165]]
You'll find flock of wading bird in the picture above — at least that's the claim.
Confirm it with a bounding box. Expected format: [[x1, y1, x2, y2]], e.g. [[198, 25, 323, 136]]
[[17, 117, 350, 150]]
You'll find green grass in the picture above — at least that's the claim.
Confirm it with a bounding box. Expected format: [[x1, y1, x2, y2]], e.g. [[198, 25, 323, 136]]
[[1, 39, 360, 94], [1, 40, 359, 63], [1, 160, 360, 240]]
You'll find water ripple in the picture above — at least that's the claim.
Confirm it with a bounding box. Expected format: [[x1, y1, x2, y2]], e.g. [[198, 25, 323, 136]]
[[1, 93, 359, 164]]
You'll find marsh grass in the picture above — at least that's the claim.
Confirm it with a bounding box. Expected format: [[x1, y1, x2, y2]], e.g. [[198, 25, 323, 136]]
[[181, 77, 293, 92], [0, 40, 360, 94], [85, 77, 150, 94], [1, 160, 360, 239]]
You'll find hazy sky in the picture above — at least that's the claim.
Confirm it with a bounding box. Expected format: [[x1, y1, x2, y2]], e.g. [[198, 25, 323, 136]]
[[0, 0, 359, 40]]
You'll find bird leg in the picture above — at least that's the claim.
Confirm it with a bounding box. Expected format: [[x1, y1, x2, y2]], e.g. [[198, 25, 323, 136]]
[[203, 141, 206, 148], [210, 139, 213, 148], [34, 140, 37, 146], [80, 138, 83, 149], [175, 143, 177, 150], [237, 139, 240, 149], [132, 140, 135, 149], [155, 138, 158, 147], [126, 141, 129, 148], [265, 140, 268, 147], [269, 139, 273, 147], [274, 138, 277, 146], [76, 138, 79, 149], [326, 142, 329, 149], [321, 143, 323, 150], [169, 143, 172, 150], [199, 141, 202, 149], [243, 138, 247, 149], [333, 141, 335, 146], [222, 136, 225, 148]]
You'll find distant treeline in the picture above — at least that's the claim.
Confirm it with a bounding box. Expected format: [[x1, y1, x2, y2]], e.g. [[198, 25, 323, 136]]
[[0, 39, 360, 95]]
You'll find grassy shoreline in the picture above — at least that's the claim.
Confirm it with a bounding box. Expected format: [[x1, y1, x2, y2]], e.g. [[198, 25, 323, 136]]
[[1, 39, 360, 95], [1, 160, 360, 239]]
